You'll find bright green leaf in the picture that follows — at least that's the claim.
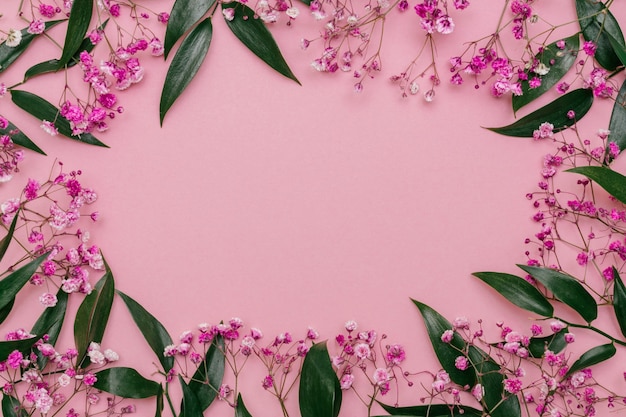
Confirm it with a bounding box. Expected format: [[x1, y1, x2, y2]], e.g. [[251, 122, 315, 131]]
[[377, 402, 482, 416], [472, 271, 554, 317], [94, 367, 160, 398], [576, 0, 625, 71], [0, 210, 20, 263], [74, 270, 115, 367], [527, 329, 568, 358], [10, 90, 108, 147], [518, 265, 597, 322], [513, 34, 580, 112], [567, 343, 616, 376], [0, 119, 45, 155], [299, 341, 342, 417], [59, 0, 93, 67], [222, 2, 299, 84], [486, 89, 593, 137], [235, 393, 254, 417], [164, 0, 215, 59], [0, 253, 49, 313], [0, 20, 64, 73], [180, 376, 204, 417], [612, 267, 626, 338], [31, 289, 68, 368], [160, 17, 212, 125], [566, 165, 626, 204], [187, 336, 224, 410], [607, 80, 626, 161], [117, 291, 174, 372]]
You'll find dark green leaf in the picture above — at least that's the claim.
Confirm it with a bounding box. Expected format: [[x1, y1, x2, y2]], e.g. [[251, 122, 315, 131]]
[[222, 2, 299, 84], [512, 34, 580, 112], [235, 393, 253, 417], [612, 267, 626, 338], [298, 0, 312, 5], [93, 367, 160, 398], [607, 79, 626, 161], [117, 290, 174, 372], [299, 341, 342, 417], [527, 329, 568, 358], [576, 0, 625, 71], [187, 336, 224, 410], [0, 297, 15, 324], [2, 394, 26, 417], [486, 89, 593, 137], [74, 270, 115, 367], [59, 0, 93, 67], [607, 31, 626, 68], [567, 343, 616, 376], [160, 17, 212, 125], [25, 19, 109, 80], [31, 289, 68, 368], [180, 376, 204, 417], [164, 0, 215, 59], [10, 90, 108, 147], [0, 20, 64, 73], [0, 119, 45, 155], [0, 337, 39, 362], [378, 403, 483, 416], [518, 265, 597, 322], [0, 252, 49, 313], [155, 385, 164, 417], [0, 210, 19, 263], [566, 165, 626, 204], [412, 299, 475, 387], [472, 271, 553, 317]]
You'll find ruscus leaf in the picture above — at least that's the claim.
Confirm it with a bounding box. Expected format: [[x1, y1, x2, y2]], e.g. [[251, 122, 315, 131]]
[[0, 297, 15, 324], [2, 394, 27, 417], [117, 290, 174, 372], [377, 403, 482, 416], [180, 376, 204, 417], [222, 2, 299, 84], [31, 289, 68, 368], [517, 265, 597, 322], [59, 0, 93, 67], [472, 271, 553, 317], [93, 367, 160, 398], [527, 329, 568, 358], [10, 90, 108, 147], [576, 0, 625, 71], [486, 89, 593, 137], [0, 210, 20, 263], [155, 385, 164, 417], [164, 0, 216, 59], [606, 31, 626, 68], [299, 341, 342, 417], [235, 394, 254, 417], [0, 119, 45, 155], [0, 20, 64, 73], [187, 336, 224, 410], [512, 34, 580, 112], [566, 343, 616, 376], [0, 337, 39, 362], [160, 17, 213, 125], [74, 270, 115, 367], [566, 166, 626, 205], [611, 267, 626, 338], [0, 252, 49, 313], [607, 79, 626, 160]]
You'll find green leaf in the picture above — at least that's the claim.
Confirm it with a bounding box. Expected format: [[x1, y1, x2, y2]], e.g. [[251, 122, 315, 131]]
[[164, 0, 216, 59], [0, 337, 39, 362], [93, 367, 160, 398], [222, 2, 299, 84], [31, 289, 68, 368], [512, 34, 580, 113], [0, 210, 19, 263], [576, 0, 625, 71], [412, 299, 475, 387], [180, 376, 204, 417], [10, 90, 108, 147], [160, 17, 213, 125], [117, 291, 174, 372], [155, 385, 164, 417], [378, 403, 483, 416], [607, 31, 626, 68], [566, 165, 626, 204], [472, 272, 554, 317], [517, 265, 597, 323], [235, 393, 254, 417], [0, 119, 45, 155], [0, 20, 64, 73], [607, 79, 626, 161], [527, 329, 568, 358], [25, 19, 109, 80], [566, 343, 616, 376], [299, 341, 342, 417], [0, 297, 15, 324], [187, 336, 224, 410], [612, 267, 626, 338], [0, 252, 49, 313], [59, 0, 93, 67], [486, 88, 594, 137], [2, 394, 26, 417], [74, 270, 115, 367]]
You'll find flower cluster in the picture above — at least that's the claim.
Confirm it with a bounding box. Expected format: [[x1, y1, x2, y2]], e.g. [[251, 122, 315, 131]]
[[0, 125, 25, 183]]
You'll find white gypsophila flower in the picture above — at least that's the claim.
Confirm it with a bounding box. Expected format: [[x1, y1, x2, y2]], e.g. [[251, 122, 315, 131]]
[[286, 7, 299, 18], [5, 29, 22, 47]]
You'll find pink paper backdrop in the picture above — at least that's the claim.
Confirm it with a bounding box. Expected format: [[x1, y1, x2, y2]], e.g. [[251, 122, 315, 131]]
[[2, 1, 626, 415]]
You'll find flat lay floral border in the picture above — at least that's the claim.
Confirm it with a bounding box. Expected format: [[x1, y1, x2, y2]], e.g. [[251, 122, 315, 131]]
[[0, 0, 626, 417]]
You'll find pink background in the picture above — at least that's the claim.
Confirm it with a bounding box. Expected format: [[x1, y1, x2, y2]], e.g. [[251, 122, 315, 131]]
[[2, 1, 626, 415]]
